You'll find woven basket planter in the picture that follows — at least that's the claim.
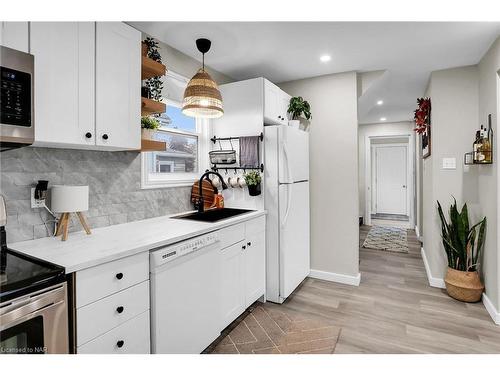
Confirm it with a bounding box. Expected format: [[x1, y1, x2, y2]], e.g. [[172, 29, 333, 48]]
[[444, 267, 484, 303]]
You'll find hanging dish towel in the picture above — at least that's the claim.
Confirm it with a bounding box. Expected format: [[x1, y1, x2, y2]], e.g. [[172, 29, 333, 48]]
[[239, 136, 260, 167]]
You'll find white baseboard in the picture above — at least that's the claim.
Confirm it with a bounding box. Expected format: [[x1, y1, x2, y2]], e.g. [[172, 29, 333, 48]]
[[482, 293, 500, 325], [421, 247, 446, 289], [309, 269, 361, 286], [415, 225, 420, 238]]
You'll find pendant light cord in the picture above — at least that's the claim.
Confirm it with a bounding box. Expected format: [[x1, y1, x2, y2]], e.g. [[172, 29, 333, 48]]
[[202, 52, 205, 71]]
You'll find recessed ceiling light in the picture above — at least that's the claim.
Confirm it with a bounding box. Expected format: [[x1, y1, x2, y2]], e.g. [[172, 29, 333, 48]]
[[380, 117, 387, 121], [320, 55, 331, 62], [377, 100, 384, 105]]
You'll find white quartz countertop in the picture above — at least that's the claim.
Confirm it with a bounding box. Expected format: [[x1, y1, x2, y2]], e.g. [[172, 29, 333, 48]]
[[10, 209, 266, 274]]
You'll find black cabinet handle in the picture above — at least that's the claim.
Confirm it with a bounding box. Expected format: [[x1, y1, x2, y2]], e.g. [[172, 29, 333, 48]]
[[116, 306, 124, 314], [116, 272, 123, 280], [85, 132, 92, 139], [116, 340, 124, 348], [102, 134, 109, 140], [247, 242, 251, 246]]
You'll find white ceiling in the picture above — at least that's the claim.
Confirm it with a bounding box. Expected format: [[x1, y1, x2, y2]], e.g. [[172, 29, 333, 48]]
[[130, 22, 500, 124]]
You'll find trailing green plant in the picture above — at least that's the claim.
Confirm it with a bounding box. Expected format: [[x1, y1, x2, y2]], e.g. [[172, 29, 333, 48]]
[[288, 96, 312, 121], [143, 37, 164, 101], [437, 198, 486, 272], [141, 116, 161, 130], [244, 170, 262, 186]]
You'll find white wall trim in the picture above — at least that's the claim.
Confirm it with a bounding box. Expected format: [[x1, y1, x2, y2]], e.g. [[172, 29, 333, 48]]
[[309, 269, 361, 286], [482, 293, 500, 325], [415, 225, 420, 238], [421, 247, 446, 289]]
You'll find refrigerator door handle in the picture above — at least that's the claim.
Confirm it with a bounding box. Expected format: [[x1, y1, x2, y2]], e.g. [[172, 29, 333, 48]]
[[283, 141, 294, 183], [281, 184, 293, 228]]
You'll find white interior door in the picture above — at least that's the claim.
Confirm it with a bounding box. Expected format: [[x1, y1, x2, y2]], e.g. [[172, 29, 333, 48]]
[[375, 145, 408, 215], [279, 181, 310, 300]]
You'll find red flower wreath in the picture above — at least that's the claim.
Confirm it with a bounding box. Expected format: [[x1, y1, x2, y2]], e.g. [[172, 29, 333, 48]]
[[414, 97, 431, 134]]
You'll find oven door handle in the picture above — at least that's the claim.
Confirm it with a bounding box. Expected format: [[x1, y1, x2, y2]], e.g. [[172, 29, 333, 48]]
[[0, 285, 66, 328]]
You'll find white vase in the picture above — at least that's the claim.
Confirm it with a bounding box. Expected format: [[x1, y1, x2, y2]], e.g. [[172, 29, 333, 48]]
[[141, 128, 156, 140], [288, 120, 300, 129]]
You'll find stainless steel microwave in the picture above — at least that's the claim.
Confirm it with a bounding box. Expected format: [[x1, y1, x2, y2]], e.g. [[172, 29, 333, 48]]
[[0, 45, 34, 152]]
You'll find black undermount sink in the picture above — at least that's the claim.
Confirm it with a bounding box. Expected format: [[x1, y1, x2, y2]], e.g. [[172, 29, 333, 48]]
[[173, 208, 255, 223]]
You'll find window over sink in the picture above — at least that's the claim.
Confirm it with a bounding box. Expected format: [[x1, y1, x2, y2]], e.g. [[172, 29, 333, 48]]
[[141, 71, 209, 188]]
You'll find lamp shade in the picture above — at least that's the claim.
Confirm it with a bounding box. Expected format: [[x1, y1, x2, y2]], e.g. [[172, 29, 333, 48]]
[[182, 69, 224, 119], [50, 185, 89, 213]]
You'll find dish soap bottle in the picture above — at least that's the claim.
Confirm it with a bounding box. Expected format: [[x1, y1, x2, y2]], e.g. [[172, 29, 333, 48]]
[[215, 193, 224, 209]]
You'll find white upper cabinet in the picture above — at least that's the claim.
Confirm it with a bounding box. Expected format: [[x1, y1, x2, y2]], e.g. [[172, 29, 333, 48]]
[[95, 22, 141, 150], [264, 79, 289, 126], [31, 22, 95, 148], [0, 22, 29, 52]]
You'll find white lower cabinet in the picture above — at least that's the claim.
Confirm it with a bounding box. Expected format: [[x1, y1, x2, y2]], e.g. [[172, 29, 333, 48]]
[[220, 241, 246, 328], [219, 217, 266, 330], [77, 311, 150, 354], [75, 253, 150, 354]]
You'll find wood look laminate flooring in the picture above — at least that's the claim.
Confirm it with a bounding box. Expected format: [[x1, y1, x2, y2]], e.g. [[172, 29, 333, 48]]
[[210, 226, 500, 354]]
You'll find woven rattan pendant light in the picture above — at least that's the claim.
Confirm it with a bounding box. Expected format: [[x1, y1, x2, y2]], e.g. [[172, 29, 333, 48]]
[[182, 38, 223, 119]]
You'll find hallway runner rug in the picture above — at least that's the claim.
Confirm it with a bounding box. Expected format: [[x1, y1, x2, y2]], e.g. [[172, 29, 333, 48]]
[[362, 225, 409, 253]]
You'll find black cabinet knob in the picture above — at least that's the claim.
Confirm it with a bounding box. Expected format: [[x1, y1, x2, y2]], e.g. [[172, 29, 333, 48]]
[[116, 306, 124, 314], [247, 242, 251, 246], [102, 134, 109, 140], [116, 272, 123, 280], [242, 245, 246, 250], [116, 340, 124, 348], [85, 132, 92, 139]]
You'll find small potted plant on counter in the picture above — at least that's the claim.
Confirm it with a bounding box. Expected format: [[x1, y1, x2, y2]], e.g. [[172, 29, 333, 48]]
[[244, 170, 262, 196], [141, 116, 161, 140], [437, 198, 486, 302], [288, 96, 312, 130]]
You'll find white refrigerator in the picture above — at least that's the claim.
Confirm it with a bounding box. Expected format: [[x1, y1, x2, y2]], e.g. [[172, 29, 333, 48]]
[[264, 125, 310, 303]]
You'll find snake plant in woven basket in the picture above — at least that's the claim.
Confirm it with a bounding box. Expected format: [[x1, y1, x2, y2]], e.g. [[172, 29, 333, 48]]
[[437, 199, 486, 272]]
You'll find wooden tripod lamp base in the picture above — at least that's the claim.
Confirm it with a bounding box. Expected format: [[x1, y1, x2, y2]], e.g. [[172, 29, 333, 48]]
[[51, 185, 91, 242], [56, 212, 91, 241]]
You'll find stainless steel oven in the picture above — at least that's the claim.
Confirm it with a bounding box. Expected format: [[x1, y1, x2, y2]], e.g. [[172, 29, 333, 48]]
[[0, 45, 34, 151], [0, 283, 68, 354]]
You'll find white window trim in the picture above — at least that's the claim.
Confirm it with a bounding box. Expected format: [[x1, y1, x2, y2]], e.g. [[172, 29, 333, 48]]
[[141, 79, 210, 189]]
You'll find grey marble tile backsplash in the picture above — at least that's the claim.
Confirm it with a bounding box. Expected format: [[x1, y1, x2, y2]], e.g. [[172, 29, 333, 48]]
[[0, 147, 192, 243]]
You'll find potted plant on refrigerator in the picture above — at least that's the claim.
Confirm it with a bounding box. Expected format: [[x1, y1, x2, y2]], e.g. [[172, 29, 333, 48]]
[[244, 171, 262, 196], [141, 116, 161, 140], [437, 198, 486, 302], [287, 96, 312, 130]]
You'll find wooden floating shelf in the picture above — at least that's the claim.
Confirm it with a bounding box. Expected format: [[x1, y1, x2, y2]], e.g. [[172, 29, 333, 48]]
[[141, 56, 167, 80], [140, 138, 167, 152], [141, 97, 166, 116]]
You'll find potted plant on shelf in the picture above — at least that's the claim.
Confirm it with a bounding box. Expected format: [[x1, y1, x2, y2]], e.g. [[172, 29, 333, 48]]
[[244, 171, 262, 196], [141, 116, 161, 140], [437, 198, 486, 302], [287, 96, 312, 130]]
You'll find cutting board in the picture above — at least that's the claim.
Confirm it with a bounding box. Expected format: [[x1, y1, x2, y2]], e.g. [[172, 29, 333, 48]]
[[191, 179, 217, 210]]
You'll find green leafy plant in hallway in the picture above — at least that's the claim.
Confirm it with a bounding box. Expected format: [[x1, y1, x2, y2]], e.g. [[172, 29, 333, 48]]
[[437, 198, 486, 272]]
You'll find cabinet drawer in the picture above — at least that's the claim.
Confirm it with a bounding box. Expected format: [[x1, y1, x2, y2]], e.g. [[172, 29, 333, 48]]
[[218, 223, 245, 249], [245, 215, 266, 237], [76, 252, 149, 308], [77, 281, 149, 346], [77, 311, 150, 354]]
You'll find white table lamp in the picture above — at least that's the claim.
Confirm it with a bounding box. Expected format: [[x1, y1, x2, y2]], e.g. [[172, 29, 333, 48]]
[[51, 185, 91, 241]]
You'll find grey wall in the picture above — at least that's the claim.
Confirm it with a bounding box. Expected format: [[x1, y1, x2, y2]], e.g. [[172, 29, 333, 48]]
[[478, 37, 500, 311], [421, 65, 481, 285], [280, 72, 360, 279], [0, 147, 192, 243], [421, 37, 500, 314]]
